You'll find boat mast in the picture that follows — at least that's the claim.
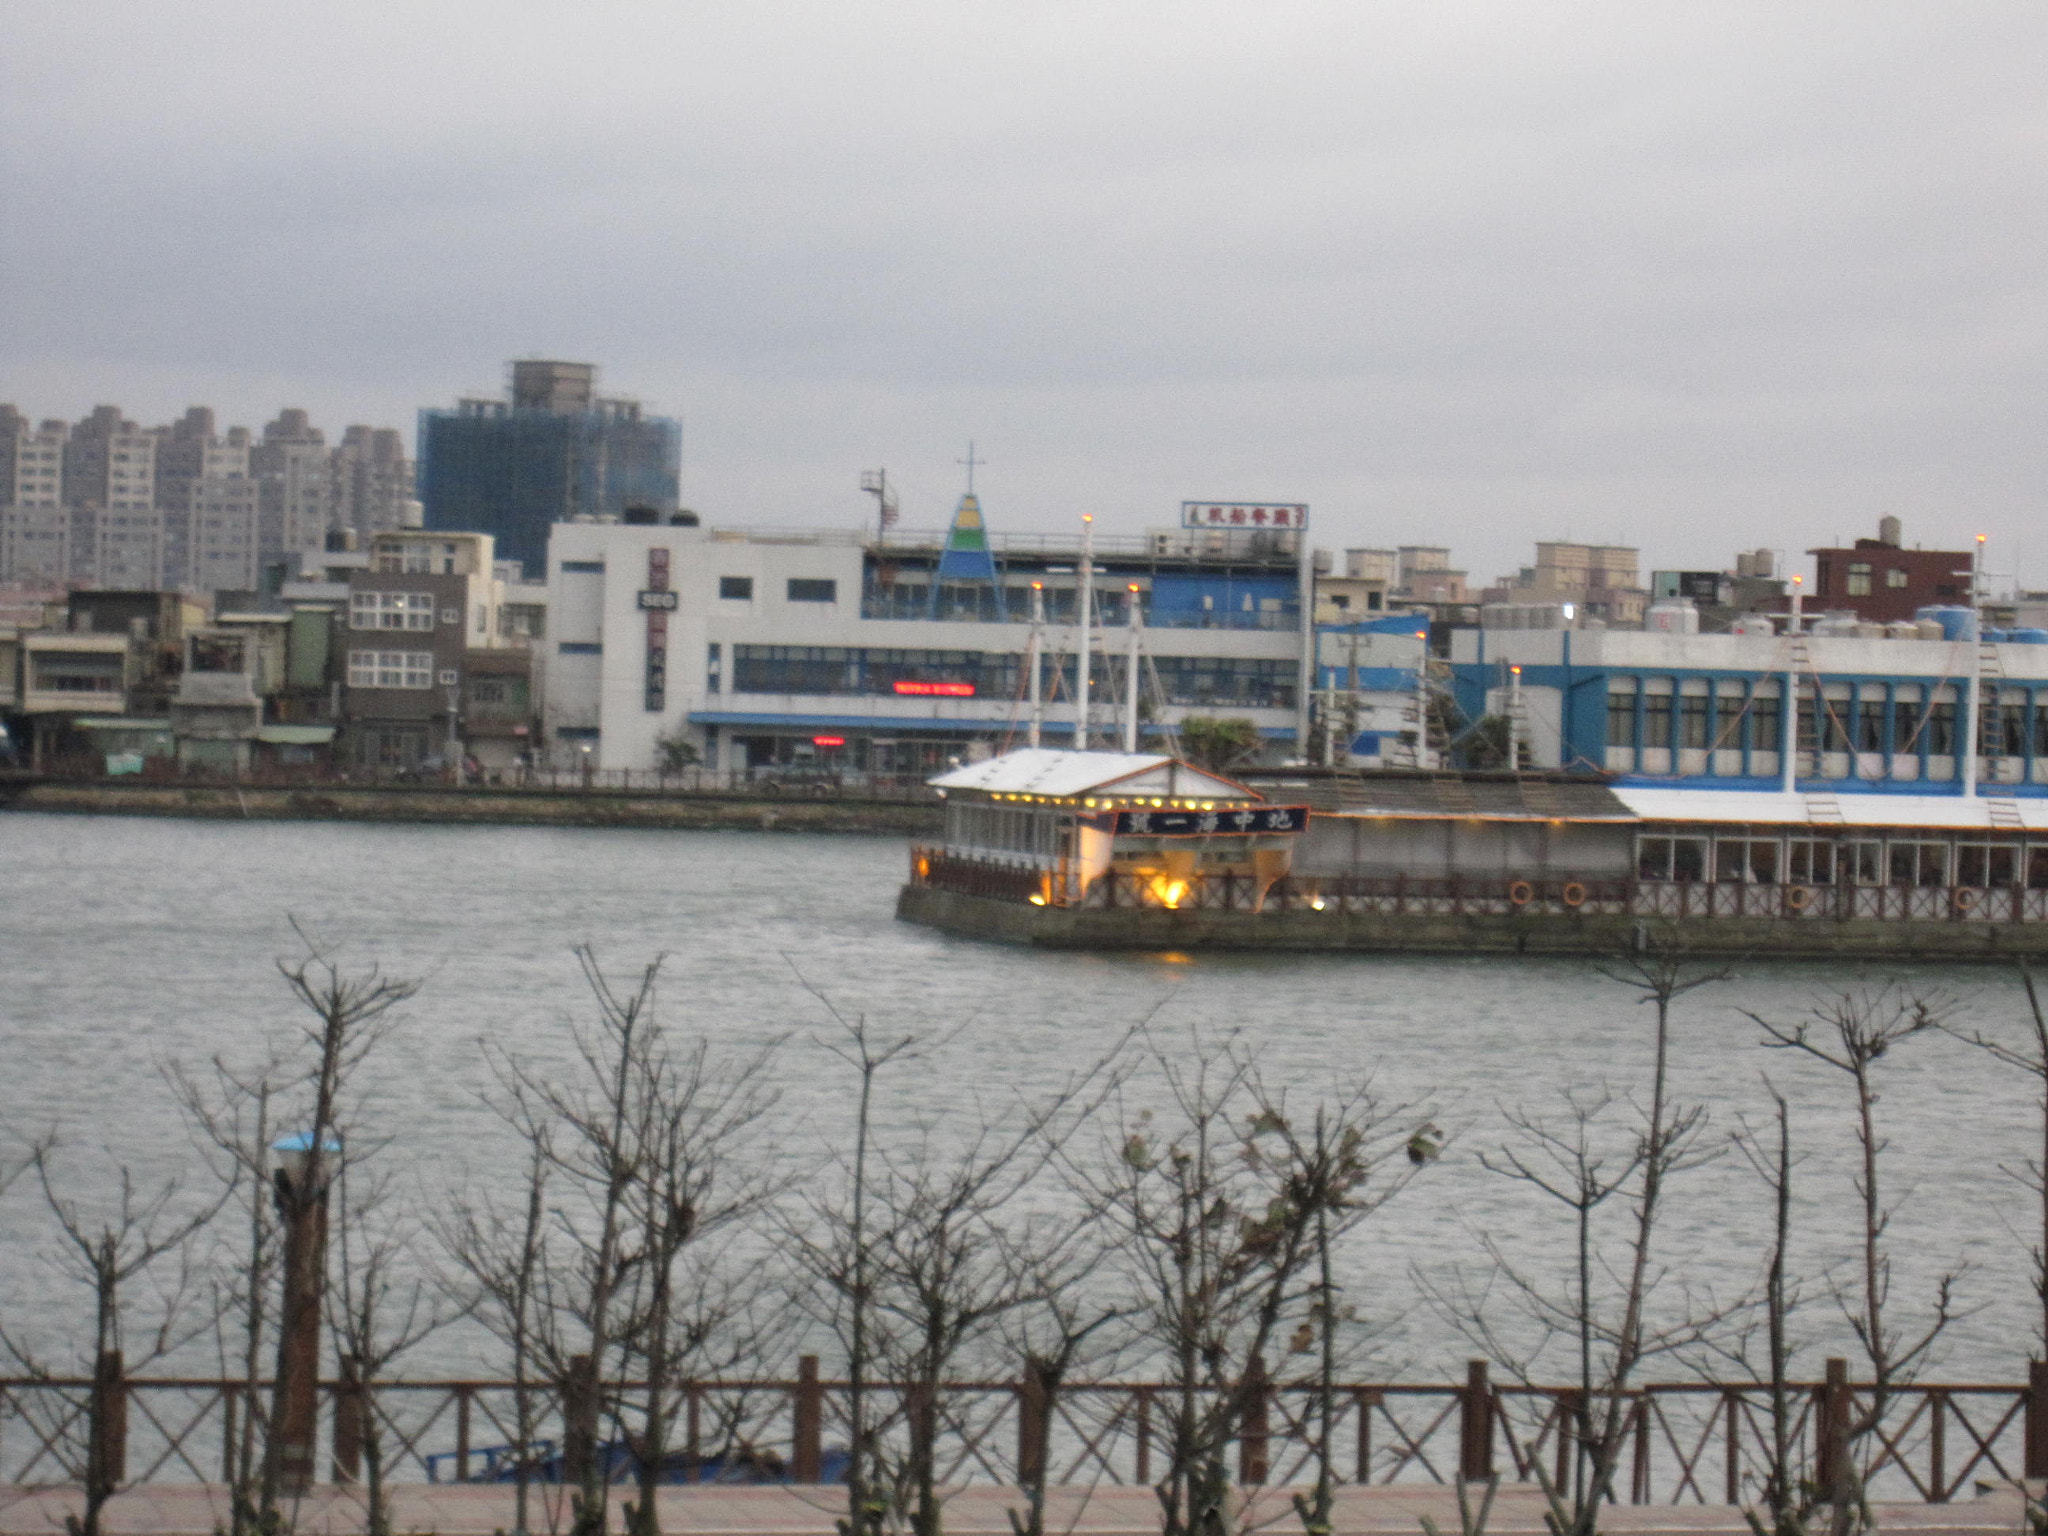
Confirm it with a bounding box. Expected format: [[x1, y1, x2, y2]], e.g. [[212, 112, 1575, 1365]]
[[1963, 533, 1986, 799], [1027, 581, 1045, 750], [1076, 514, 1094, 751], [1123, 582, 1143, 753]]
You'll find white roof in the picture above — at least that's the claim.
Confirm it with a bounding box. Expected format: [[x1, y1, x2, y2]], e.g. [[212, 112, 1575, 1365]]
[[1615, 785, 2048, 832], [927, 748, 1256, 801]]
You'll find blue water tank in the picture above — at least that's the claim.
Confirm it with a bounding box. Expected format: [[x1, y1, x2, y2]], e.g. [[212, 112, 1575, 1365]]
[[1982, 627, 2008, 643], [2013, 629, 2048, 646], [1915, 605, 1978, 641]]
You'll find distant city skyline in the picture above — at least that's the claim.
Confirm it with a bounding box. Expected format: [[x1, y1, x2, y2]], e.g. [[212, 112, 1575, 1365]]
[[6, 6, 2046, 585]]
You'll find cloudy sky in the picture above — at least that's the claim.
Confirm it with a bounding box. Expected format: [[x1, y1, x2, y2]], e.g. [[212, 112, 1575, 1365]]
[[5, 3, 2046, 584]]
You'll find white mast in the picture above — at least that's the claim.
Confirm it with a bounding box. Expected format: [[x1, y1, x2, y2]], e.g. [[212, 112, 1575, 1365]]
[[1508, 665, 1522, 773], [1026, 581, 1045, 750], [1123, 582, 1143, 753], [1076, 514, 1094, 751], [1963, 533, 1987, 798]]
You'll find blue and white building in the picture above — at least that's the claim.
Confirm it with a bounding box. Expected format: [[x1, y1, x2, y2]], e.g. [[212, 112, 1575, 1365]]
[[543, 511, 1310, 775], [1449, 623, 2048, 800]]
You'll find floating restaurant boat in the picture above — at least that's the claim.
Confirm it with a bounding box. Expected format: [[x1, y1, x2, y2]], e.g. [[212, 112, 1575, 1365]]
[[898, 748, 2048, 958]]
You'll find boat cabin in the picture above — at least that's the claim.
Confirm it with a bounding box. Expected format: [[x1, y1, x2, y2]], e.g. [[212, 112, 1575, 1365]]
[[915, 748, 1308, 908]]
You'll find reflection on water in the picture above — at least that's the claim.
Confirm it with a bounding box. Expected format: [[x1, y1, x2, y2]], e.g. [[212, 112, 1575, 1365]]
[[0, 811, 2035, 1380]]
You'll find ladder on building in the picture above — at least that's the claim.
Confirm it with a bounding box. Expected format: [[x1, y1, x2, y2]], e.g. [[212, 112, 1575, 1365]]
[[1804, 791, 1844, 823]]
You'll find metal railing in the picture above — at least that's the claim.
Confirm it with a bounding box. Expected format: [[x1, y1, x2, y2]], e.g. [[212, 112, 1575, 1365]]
[[906, 861, 2048, 924], [1, 1360, 2038, 1503]]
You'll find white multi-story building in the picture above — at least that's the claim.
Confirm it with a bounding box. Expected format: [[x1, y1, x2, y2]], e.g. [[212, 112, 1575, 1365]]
[[543, 513, 1309, 775]]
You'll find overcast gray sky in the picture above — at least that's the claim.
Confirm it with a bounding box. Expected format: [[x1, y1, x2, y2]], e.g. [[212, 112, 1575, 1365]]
[[5, 3, 2046, 585]]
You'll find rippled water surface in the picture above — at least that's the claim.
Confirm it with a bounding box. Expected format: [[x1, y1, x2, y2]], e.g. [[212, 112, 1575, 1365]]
[[0, 810, 2039, 1381]]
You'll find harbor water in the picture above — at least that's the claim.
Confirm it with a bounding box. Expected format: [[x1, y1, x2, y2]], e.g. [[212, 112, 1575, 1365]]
[[0, 810, 2038, 1383]]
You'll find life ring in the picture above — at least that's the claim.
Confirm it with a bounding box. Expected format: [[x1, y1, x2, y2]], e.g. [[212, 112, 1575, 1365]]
[[1560, 881, 1587, 909], [1953, 888, 1978, 914], [1784, 885, 1811, 912], [1508, 880, 1535, 907]]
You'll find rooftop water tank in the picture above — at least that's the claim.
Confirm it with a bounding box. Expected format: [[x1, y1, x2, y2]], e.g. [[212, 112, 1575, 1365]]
[[2012, 628, 2048, 646], [1886, 621, 1921, 639], [1915, 605, 1977, 641], [1730, 614, 1777, 637], [1644, 601, 1700, 635]]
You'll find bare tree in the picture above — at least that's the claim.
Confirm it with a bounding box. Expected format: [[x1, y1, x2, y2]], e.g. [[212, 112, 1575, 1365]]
[[436, 1070, 557, 1536], [1716, 1083, 1820, 1536], [0, 1136, 227, 1536], [999, 1212, 1131, 1536], [326, 1159, 466, 1536], [784, 990, 918, 1536], [166, 1047, 288, 1536], [1425, 953, 1724, 1536], [1943, 962, 2048, 1355], [1075, 1033, 1425, 1536], [501, 947, 780, 1536], [1749, 985, 1965, 1526], [260, 928, 421, 1525]]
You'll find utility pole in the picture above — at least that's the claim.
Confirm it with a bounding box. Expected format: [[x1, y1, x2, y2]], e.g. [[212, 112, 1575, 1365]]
[[1123, 583, 1143, 753], [1076, 515, 1094, 752], [1026, 582, 1045, 750]]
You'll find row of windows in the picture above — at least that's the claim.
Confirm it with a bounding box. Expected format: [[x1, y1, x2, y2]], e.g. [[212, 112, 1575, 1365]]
[[347, 650, 457, 690], [1843, 563, 1914, 597], [1601, 680, 2009, 761], [1639, 833, 2048, 889], [717, 576, 837, 603], [729, 646, 1297, 709], [350, 591, 437, 631]]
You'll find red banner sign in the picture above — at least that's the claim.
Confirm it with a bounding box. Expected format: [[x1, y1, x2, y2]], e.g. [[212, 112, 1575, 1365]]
[[892, 680, 975, 697]]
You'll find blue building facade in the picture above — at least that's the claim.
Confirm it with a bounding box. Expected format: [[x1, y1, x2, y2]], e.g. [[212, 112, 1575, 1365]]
[[1450, 626, 2048, 798], [418, 364, 679, 578]]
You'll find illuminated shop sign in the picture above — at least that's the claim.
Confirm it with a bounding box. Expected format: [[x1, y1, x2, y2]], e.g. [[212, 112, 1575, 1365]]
[[892, 680, 976, 697]]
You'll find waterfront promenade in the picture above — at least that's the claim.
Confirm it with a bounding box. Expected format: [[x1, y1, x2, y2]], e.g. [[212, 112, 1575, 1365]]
[[0, 1484, 2029, 1536]]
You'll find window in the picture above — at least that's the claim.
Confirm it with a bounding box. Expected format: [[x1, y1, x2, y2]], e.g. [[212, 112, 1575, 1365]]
[[1606, 683, 1637, 748], [1642, 693, 1672, 749], [351, 591, 434, 631], [347, 649, 432, 689], [1846, 562, 1872, 597], [1927, 701, 1956, 756], [470, 679, 511, 705], [720, 576, 754, 600], [440, 609, 459, 626], [1680, 694, 1709, 750], [1886, 568, 1910, 588], [438, 670, 459, 686], [787, 578, 837, 603], [561, 559, 605, 574], [558, 641, 602, 655], [1751, 693, 1781, 750]]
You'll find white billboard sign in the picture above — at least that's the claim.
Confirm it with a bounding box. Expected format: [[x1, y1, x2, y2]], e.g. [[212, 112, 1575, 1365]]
[[1180, 501, 1309, 530]]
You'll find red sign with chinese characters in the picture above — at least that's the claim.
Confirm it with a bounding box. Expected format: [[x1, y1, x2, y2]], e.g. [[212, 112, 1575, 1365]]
[[892, 680, 976, 697]]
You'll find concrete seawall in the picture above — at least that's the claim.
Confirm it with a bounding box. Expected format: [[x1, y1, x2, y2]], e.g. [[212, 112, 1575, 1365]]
[[2, 779, 943, 836], [897, 882, 2048, 959]]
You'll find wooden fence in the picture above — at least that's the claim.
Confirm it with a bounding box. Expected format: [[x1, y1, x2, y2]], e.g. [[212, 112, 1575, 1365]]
[[3, 1359, 2043, 1502]]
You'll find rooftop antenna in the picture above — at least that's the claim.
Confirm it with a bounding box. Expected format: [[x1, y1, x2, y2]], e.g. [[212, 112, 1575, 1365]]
[[957, 441, 984, 495]]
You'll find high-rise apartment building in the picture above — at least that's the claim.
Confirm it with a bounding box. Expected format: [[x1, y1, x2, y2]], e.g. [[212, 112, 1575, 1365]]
[[418, 360, 681, 578], [0, 402, 413, 592]]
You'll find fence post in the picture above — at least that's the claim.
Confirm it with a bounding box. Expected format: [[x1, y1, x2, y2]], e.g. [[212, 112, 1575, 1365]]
[[89, 1348, 126, 1496], [563, 1353, 598, 1490], [331, 1354, 363, 1484], [1815, 1358, 1849, 1505], [2028, 1360, 2048, 1481], [1240, 1354, 1270, 1485], [1460, 1360, 1493, 1483], [792, 1355, 823, 1483], [1017, 1363, 1050, 1490]]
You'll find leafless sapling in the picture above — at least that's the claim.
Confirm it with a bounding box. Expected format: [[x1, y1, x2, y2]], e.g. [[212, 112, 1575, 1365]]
[[1750, 985, 1964, 1525], [0, 1136, 228, 1536]]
